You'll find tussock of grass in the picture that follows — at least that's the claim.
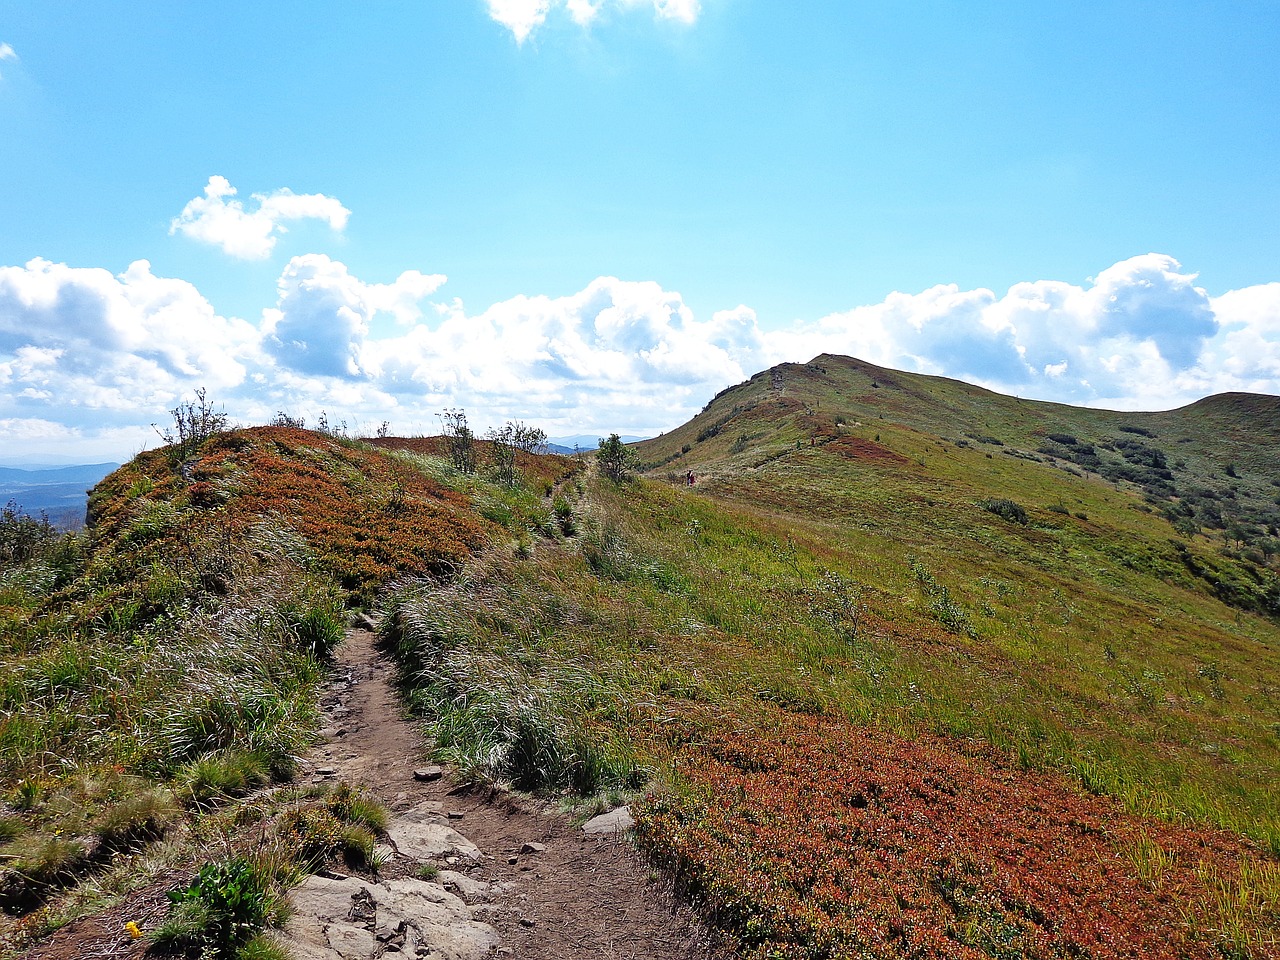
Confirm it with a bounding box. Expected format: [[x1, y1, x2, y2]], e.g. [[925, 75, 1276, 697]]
[[380, 569, 646, 795], [175, 751, 274, 809], [93, 785, 179, 850]]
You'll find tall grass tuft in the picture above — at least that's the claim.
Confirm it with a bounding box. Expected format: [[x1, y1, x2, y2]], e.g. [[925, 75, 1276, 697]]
[[380, 571, 644, 795]]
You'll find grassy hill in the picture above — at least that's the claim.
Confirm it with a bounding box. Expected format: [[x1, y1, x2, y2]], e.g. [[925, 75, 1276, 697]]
[[2, 365, 1279, 959]]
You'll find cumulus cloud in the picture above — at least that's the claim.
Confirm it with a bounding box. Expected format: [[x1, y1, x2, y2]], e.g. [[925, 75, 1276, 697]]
[[0, 41, 15, 79], [262, 254, 446, 378], [769, 254, 1241, 410], [484, 0, 700, 41], [2, 252, 1279, 466], [169, 176, 350, 260], [0, 257, 260, 425], [485, 0, 552, 42], [363, 277, 753, 426]]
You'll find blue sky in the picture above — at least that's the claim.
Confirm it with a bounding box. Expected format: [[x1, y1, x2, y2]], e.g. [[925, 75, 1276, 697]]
[[2, 1, 1278, 464]]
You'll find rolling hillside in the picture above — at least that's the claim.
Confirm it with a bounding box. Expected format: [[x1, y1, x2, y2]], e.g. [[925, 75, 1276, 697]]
[[2, 362, 1279, 959]]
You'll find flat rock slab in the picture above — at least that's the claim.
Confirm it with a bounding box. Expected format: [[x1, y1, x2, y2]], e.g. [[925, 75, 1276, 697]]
[[389, 820, 482, 862], [582, 806, 635, 835], [283, 874, 499, 960], [438, 869, 496, 904]]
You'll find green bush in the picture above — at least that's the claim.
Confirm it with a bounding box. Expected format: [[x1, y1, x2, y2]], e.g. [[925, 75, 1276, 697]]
[[978, 498, 1029, 525]]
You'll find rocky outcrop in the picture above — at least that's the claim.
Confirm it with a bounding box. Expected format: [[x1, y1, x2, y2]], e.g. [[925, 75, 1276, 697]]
[[282, 875, 499, 960]]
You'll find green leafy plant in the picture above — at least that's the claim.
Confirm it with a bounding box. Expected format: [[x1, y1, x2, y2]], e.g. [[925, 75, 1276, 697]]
[[154, 856, 289, 959], [596, 434, 635, 482]]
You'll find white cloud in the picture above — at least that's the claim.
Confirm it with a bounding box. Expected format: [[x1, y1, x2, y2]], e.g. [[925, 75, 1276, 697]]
[[2, 253, 1279, 466], [767, 254, 1236, 410], [650, 0, 700, 24], [485, 0, 552, 42], [0, 257, 259, 424], [262, 254, 446, 378], [0, 42, 15, 61], [484, 0, 700, 41], [169, 176, 350, 260]]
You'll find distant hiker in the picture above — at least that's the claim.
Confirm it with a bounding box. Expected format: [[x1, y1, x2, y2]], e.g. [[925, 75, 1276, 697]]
[[686, 470, 695, 486]]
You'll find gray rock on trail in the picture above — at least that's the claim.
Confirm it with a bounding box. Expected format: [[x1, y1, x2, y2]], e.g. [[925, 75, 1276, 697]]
[[582, 806, 635, 835], [388, 819, 482, 862], [438, 870, 498, 904], [283, 874, 499, 960]]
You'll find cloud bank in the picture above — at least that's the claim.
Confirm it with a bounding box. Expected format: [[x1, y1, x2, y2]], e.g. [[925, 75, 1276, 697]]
[[484, 0, 701, 43], [1, 251, 1278, 462], [169, 176, 350, 260]]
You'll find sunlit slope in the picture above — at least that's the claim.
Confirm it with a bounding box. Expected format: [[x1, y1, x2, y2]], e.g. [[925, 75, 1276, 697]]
[[645, 352, 1279, 485], [630, 355, 1280, 833], [640, 354, 1280, 615]]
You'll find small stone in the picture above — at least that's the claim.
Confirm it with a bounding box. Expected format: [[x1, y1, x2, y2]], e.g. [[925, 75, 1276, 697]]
[[413, 766, 443, 782], [518, 842, 545, 855], [447, 811, 464, 820], [507, 856, 518, 865], [519, 917, 535, 927], [316, 766, 338, 776], [582, 806, 635, 835]]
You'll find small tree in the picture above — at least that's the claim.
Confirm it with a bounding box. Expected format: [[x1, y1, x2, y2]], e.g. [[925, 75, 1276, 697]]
[[487, 420, 549, 485], [486, 423, 520, 486], [439, 408, 476, 474], [596, 433, 634, 483], [155, 388, 228, 452], [510, 421, 548, 454]]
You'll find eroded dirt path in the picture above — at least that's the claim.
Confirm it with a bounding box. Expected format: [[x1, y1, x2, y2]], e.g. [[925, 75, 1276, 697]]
[[282, 627, 728, 960], [21, 628, 728, 960]]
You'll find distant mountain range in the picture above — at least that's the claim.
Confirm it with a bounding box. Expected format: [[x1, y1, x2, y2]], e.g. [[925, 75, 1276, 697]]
[[0, 463, 119, 528], [546, 435, 648, 454]]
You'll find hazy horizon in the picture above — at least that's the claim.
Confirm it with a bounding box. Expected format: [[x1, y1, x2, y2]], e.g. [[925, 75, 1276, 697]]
[[3, 3, 1277, 464]]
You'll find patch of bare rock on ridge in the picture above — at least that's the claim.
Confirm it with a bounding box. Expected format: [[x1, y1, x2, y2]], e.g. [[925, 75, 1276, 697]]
[[281, 626, 726, 960]]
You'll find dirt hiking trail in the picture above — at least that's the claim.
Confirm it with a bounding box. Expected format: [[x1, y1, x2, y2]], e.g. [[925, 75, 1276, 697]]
[[24, 627, 729, 960]]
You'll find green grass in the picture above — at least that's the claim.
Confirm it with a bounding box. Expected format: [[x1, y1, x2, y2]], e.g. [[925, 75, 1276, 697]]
[[4, 376, 1278, 957], [376, 443, 1280, 850]]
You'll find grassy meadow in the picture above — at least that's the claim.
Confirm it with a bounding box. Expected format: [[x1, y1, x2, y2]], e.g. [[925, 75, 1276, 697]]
[[3, 358, 1279, 957]]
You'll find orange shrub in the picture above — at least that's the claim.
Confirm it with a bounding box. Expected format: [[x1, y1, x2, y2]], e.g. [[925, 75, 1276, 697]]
[[639, 709, 1276, 959]]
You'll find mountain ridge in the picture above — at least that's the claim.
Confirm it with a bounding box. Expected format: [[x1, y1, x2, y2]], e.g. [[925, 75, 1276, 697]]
[[2, 360, 1279, 959]]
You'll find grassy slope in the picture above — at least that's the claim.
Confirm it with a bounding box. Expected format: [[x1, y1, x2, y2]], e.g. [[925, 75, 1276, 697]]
[[367, 360, 1280, 957], [0, 427, 564, 955], [634, 354, 1280, 830], [6, 384, 1280, 958]]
